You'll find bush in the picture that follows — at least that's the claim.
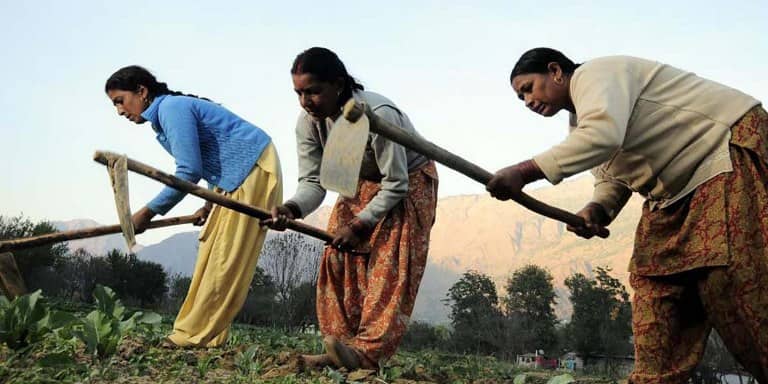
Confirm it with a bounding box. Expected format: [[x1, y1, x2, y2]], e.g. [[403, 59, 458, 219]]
[[401, 321, 450, 350]]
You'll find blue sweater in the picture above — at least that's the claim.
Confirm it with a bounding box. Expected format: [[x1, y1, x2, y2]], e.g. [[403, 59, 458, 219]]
[[141, 95, 271, 215]]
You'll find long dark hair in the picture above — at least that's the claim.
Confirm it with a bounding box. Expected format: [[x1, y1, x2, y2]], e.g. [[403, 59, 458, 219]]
[[510, 48, 581, 83], [104, 65, 209, 101], [291, 47, 364, 106]]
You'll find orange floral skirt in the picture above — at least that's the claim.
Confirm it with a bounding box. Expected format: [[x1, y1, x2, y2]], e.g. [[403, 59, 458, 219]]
[[316, 162, 438, 363]]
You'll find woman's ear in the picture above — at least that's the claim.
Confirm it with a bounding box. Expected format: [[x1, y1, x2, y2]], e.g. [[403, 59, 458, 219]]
[[548, 62, 564, 85], [333, 77, 345, 96], [137, 84, 149, 99]]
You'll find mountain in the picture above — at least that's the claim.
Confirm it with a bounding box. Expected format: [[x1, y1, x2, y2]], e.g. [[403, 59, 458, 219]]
[[427, 175, 642, 319], [302, 175, 643, 321], [137, 231, 200, 277], [133, 175, 643, 323], [52, 219, 144, 255], [135, 231, 294, 278], [411, 262, 461, 324]]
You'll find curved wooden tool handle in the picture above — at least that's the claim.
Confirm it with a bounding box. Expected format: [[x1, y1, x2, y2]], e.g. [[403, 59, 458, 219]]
[[93, 151, 337, 244], [0, 215, 199, 253], [0, 252, 27, 298], [342, 100, 609, 239]]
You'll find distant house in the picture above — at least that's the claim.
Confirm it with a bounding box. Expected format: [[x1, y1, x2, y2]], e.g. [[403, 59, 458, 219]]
[[517, 351, 630, 372], [516, 351, 558, 369], [559, 352, 584, 371], [554, 351, 634, 375], [516, 353, 538, 368]]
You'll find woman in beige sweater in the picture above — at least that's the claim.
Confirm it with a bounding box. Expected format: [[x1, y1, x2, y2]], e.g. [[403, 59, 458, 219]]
[[486, 47, 767, 383]]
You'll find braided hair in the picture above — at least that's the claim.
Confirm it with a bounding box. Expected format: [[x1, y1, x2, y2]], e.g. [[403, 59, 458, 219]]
[[105, 66, 210, 101]]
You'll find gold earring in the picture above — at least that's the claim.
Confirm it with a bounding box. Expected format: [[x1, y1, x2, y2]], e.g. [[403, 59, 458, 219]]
[[554, 77, 563, 85]]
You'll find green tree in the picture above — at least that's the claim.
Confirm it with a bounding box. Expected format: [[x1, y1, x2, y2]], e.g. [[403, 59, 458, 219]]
[[98, 250, 167, 307], [286, 281, 317, 330], [504, 264, 558, 354], [564, 266, 632, 369], [445, 270, 506, 355], [125, 254, 168, 307], [80, 252, 111, 303], [52, 248, 93, 301], [236, 266, 279, 326], [54, 249, 168, 307], [594, 267, 632, 358], [694, 331, 746, 384], [401, 321, 450, 350], [165, 273, 192, 312], [0, 215, 68, 292], [168, 273, 192, 302], [259, 232, 322, 330]]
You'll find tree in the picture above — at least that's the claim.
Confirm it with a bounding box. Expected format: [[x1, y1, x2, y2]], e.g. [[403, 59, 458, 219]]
[[285, 281, 318, 330], [445, 270, 507, 355], [258, 232, 323, 330], [504, 264, 558, 354], [694, 331, 748, 384], [564, 266, 632, 370], [401, 321, 450, 351], [236, 266, 279, 326], [124, 254, 168, 307], [51, 248, 94, 301], [79, 252, 112, 304], [0, 215, 68, 292], [95, 250, 167, 307], [53, 249, 168, 307], [593, 267, 632, 359], [0, 214, 168, 307], [166, 273, 192, 312]]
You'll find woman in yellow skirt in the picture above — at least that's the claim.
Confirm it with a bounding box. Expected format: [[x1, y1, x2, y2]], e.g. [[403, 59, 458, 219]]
[[105, 66, 282, 347]]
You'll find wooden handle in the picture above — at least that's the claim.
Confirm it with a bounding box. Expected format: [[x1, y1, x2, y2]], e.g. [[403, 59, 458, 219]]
[[0, 252, 27, 298], [93, 151, 336, 244], [343, 100, 609, 239], [0, 215, 198, 253]]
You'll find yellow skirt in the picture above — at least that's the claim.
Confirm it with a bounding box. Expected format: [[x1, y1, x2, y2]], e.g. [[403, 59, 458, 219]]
[[168, 143, 282, 347]]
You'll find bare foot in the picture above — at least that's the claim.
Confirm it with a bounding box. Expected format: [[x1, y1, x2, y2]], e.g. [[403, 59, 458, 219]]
[[358, 354, 378, 370], [323, 336, 363, 370], [298, 353, 334, 371], [159, 337, 179, 349]]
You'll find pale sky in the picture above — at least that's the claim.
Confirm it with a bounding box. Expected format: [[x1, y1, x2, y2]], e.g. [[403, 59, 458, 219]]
[[1, 1, 766, 245]]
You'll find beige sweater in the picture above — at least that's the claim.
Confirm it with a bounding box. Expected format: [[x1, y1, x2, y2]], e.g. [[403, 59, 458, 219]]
[[533, 56, 760, 219]]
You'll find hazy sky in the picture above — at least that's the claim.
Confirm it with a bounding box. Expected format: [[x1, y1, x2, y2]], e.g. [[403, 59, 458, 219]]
[[1, 1, 766, 245]]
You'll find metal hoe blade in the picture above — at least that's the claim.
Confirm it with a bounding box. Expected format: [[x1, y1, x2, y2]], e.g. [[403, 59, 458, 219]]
[[106, 153, 137, 251], [320, 113, 370, 198]]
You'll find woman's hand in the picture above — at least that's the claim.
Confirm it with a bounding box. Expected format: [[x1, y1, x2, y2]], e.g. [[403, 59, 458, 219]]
[[331, 219, 373, 251], [486, 160, 545, 201], [485, 165, 525, 201], [193, 203, 212, 226], [262, 205, 297, 231], [567, 202, 611, 239], [331, 226, 362, 250], [131, 206, 156, 234], [486, 165, 527, 201]]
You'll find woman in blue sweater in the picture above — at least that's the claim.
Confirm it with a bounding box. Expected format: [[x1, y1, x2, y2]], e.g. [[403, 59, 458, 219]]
[[105, 66, 282, 347]]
